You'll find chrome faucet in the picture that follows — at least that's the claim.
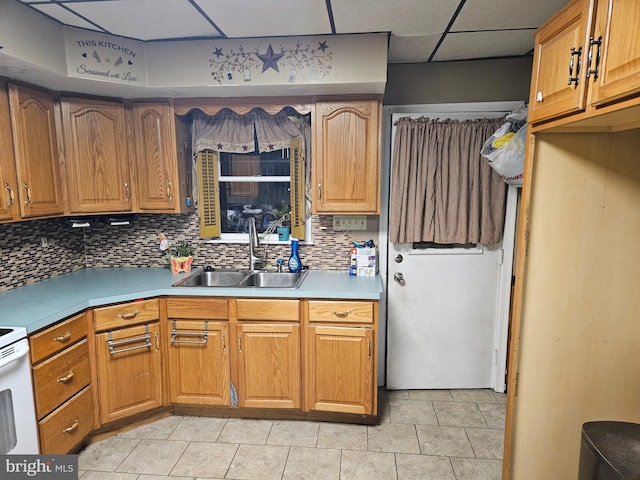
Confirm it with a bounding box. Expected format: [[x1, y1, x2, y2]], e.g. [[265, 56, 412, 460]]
[[247, 217, 263, 271]]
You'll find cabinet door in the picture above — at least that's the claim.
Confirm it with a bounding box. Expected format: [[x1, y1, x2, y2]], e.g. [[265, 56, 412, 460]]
[[61, 97, 132, 213], [588, 0, 640, 106], [132, 102, 182, 212], [8, 84, 64, 218], [95, 323, 162, 424], [167, 320, 230, 405], [0, 81, 19, 222], [306, 325, 374, 415], [235, 323, 301, 409], [313, 100, 380, 214], [529, 0, 593, 123]]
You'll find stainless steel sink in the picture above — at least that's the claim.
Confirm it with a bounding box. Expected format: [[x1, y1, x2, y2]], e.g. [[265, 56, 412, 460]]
[[172, 268, 309, 289], [172, 269, 250, 287], [239, 270, 308, 288]]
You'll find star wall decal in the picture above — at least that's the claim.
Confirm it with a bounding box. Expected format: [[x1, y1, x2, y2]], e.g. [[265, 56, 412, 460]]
[[318, 41, 328, 52], [257, 44, 285, 73], [213, 47, 224, 58]]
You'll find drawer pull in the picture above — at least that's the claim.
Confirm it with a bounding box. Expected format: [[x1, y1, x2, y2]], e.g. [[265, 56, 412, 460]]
[[117, 311, 140, 320], [108, 325, 152, 354], [53, 331, 72, 343], [331, 310, 352, 318], [57, 371, 75, 384], [62, 419, 79, 434], [170, 320, 208, 344]]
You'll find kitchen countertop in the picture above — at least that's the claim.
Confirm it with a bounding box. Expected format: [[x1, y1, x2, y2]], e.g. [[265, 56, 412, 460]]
[[0, 268, 383, 334]]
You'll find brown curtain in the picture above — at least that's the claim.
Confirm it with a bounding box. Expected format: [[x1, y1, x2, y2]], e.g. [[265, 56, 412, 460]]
[[390, 117, 507, 244]]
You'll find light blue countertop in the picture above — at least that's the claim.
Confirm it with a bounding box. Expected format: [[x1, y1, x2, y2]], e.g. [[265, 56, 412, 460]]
[[0, 268, 383, 334]]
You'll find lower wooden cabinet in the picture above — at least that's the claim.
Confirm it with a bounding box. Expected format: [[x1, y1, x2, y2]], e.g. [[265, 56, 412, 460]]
[[305, 300, 377, 415], [95, 322, 162, 424], [29, 312, 93, 454], [38, 386, 94, 454], [233, 299, 301, 409], [167, 319, 230, 405], [235, 322, 301, 409], [28, 295, 378, 449], [165, 297, 230, 405]]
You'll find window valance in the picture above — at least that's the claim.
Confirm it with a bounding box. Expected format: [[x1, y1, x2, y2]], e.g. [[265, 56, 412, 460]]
[[192, 107, 310, 154]]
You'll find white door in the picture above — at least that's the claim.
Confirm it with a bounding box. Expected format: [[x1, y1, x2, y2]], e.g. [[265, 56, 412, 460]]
[[383, 105, 520, 391], [386, 241, 502, 389]]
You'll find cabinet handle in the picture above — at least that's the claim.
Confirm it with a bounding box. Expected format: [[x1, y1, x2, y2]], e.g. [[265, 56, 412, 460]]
[[586, 35, 603, 79], [5, 183, 14, 208], [331, 310, 352, 318], [167, 181, 173, 203], [238, 334, 242, 353], [567, 46, 582, 87], [117, 311, 139, 320], [53, 331, 72, 343], [155, 332, 159, 352], [367, 338, 371, 359], [222, 332, 226, 352], [22, 182, 32, 205], [62, 419, 79, 434], [57, 371, 75, 384], [317, 183, 322, 201], [125, 182, 130, 201]]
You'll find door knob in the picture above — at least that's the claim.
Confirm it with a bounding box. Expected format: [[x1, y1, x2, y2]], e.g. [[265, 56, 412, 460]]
[[393, 272, 405, 285], [394, 254, 403, 263]]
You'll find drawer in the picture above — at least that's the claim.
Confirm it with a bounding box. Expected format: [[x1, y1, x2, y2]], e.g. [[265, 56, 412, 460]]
[[307, 300, 375, 324], [39, 386, 95, 454], [30, 313, 88, 364], [166, 297, 229, 320], [32, 339, 91, 420], [236, 299, 299, 321], [94, 299, 159, 331]]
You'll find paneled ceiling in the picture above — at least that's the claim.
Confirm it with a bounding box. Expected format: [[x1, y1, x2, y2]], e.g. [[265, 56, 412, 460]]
[[14, 0, 568, 63]]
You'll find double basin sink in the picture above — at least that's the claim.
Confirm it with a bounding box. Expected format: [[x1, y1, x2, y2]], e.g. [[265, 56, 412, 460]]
[[172, 268, 309, 289]]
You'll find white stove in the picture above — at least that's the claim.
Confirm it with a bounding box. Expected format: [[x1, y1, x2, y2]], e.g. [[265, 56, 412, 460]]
[[0, 326, 27, 349], [0, 325, 39, 454]]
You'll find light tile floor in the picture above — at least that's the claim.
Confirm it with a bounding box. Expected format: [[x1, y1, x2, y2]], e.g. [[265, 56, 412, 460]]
[[78, 388, 506, 480]]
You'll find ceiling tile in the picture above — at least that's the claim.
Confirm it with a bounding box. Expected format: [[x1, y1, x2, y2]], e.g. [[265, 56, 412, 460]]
[[331, 0, 459, 35], [30, 3, 103, 32], [388, 35, 441, 64], [66, 0, 220, 40], [196, 0, 331, 37], [432, 30, 535, 61], [453, 0, 568, 31]]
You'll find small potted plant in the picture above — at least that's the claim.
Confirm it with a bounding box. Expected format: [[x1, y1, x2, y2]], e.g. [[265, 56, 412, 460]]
[[272, 204, 291, 241], [160, 234, 195, 274]]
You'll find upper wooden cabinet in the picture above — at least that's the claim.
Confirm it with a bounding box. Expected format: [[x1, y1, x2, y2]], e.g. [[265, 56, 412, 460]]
[[529, 0, 593, 123], [529, 0, 640, 124], [61, 97, 132, 213], [0, 81, 19, 222], [587, 0, 640, 107], [312, 100, 381, 214], [132, 101, 186, 213], [8, 84, 64, 218]]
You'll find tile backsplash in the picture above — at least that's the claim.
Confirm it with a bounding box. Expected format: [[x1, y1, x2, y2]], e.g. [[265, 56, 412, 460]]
[[1, 213, 377, 292]]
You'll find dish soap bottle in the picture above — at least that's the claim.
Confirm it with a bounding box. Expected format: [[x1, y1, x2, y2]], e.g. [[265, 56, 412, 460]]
[[288, 238, 302, 273]]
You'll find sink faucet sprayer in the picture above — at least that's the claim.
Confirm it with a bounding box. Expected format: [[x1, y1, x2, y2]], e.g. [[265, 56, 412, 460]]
[[247, 217, 263, 271]]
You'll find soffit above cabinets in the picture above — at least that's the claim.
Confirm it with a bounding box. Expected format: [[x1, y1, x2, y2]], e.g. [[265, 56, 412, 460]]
[[1, 0, 568, 98], [12, 0, 568, 63]]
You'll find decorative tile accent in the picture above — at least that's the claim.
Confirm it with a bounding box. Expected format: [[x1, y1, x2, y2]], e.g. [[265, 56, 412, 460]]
[[0, 212, 364, 292], [0, 218, 85, 293]]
